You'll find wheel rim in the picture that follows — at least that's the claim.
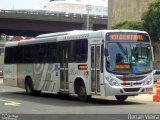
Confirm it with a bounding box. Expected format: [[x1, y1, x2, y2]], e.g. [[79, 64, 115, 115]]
[[79, 86, 86, 97]]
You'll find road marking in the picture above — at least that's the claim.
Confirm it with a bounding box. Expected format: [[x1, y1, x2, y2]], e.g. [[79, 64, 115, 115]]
[[0, 99, 21, 106]]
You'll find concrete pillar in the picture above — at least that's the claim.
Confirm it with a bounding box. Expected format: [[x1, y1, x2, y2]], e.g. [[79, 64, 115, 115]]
[[82, 21, 93, 30]]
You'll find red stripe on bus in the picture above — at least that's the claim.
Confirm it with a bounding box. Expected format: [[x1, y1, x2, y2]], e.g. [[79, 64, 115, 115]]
[[123, 75, 126, 87]]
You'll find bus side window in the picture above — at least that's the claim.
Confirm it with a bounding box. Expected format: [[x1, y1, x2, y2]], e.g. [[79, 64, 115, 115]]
[[23, 45, 33, 63], [47, 43, 58, 63], [14, 46, 23, 63], [74, 39, 88, 62], [4, 47, 14, 64]]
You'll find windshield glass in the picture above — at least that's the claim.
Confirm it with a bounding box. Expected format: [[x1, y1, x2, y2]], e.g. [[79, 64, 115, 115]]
[[106, 42, 152, 74]]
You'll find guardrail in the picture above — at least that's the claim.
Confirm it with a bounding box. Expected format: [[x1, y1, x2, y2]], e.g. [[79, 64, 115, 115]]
[[0, 9, 107, 19]]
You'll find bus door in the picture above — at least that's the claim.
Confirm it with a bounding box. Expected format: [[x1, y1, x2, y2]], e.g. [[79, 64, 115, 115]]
[[90, 44, 101, 94], [59, 46, 69, 91]]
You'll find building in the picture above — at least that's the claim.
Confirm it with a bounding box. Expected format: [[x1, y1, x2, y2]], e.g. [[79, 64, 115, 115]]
[[108, 0, 151, 29]]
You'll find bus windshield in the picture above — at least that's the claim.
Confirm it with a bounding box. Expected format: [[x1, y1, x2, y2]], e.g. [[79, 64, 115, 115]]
[[106, 42, 152, 74]]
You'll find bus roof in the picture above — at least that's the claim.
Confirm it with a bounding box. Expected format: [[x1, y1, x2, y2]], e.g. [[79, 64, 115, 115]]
[[5, 30, 149, 47], [36, 30, 93, 39]]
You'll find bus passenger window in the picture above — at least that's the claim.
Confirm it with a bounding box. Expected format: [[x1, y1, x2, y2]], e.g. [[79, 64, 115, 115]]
[[73, 39, 88, 62]]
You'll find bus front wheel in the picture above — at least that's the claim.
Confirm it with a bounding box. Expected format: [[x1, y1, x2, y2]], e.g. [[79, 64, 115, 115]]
[[77, 83, 91, 102], [115, 95, 128, 102]]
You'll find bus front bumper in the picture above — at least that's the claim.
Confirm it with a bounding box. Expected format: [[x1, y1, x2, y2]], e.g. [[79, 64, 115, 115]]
[[104, 84, 153, 96]]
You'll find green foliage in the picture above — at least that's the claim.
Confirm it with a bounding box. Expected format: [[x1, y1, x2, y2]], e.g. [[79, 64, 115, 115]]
[[111, 21, 143, 30], [142, 0, 160, 42]]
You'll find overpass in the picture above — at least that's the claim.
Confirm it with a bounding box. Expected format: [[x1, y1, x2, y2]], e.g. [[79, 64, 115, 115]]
[[0, 10, 107, 36]]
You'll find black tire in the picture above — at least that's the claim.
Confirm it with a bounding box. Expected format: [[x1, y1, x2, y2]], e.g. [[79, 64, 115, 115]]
[[115, 95, 128, 102], [34, 90, 42, 96], [25, 78, 34, 96], [57, 92, 66, 96], [77, 83, 91, 102]]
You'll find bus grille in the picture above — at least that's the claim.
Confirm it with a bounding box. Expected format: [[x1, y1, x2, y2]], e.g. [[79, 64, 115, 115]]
[[121, 83, 142, 86], [123, 88, 140, 92], [117, 76, 145, 81]]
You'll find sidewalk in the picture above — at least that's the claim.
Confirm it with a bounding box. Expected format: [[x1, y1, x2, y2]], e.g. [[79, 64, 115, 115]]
[[128, 86, 157, 102], [128, 94, 154, 102]]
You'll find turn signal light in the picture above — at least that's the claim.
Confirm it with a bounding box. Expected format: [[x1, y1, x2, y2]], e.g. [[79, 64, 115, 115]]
[[78, 65, 88, 70]]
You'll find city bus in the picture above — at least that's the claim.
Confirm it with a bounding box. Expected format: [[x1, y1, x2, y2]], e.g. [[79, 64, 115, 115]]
[[3, 30, 154, 102]]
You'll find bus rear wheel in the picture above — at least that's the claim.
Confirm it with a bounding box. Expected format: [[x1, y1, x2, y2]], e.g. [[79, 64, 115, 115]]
[[115, 95, 128, 102], [25, 78, 34, 96], [77, 83, 91, 102]]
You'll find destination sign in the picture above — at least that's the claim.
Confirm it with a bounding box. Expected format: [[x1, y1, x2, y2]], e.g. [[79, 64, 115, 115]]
[[114, 64, 131, 69], [109, 33, 149, 41]]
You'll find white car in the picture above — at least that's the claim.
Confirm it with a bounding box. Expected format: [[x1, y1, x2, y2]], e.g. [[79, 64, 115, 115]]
[[153, 70, 160, 83]]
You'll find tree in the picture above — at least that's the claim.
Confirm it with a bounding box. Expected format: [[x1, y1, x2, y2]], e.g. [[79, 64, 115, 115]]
[[111, 21, 143, 30], [142, 0, 160, 42]]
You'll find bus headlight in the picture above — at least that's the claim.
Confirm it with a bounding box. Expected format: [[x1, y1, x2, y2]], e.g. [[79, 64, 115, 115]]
[[142, 78, 152, 85], [106, 77, 120, 86]]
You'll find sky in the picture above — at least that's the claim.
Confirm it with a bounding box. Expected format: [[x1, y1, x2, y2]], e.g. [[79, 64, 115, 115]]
[[0, 0, 108, 10], [0, 0, 49, 10]]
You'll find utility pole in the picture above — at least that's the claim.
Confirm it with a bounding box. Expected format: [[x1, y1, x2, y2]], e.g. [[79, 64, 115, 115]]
[[12, 0, 15, 9], [86, 0, 92, 30]]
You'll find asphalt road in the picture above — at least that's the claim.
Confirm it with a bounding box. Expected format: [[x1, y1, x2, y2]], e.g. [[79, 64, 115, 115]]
[[0, 78, 160, 120]]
